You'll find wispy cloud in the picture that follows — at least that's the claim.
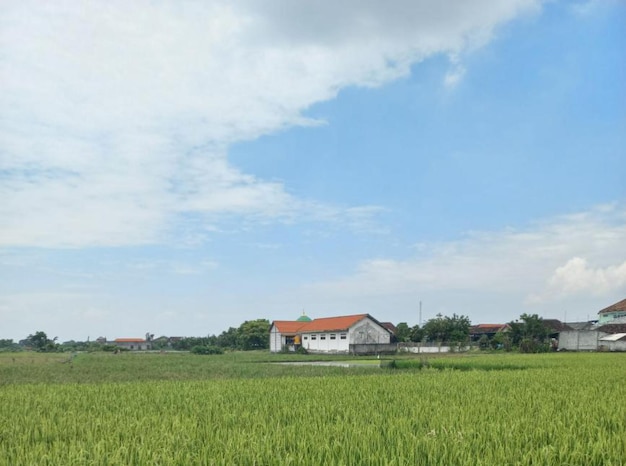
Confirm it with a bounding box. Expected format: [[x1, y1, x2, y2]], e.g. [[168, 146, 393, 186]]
[[307, 204, 626, 306], [1, 0, 544, 248]]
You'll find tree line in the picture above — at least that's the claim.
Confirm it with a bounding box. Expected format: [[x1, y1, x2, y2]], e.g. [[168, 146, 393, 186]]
[[0, 319, 271, 354], [1, 313, 558, 354], [393, 312, 558, 353]]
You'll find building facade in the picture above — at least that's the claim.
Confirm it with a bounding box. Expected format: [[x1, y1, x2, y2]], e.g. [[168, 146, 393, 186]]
[[112, 338, 151, 351], [269, 314, 392, 354], [598, 298, 626, 324]]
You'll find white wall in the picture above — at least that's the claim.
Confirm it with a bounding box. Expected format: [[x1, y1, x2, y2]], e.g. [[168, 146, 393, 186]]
[[558, 331, 602, 351], [302, 332, 350, 353], [269, 327, 283, 353], [350, 319, 390, 345]]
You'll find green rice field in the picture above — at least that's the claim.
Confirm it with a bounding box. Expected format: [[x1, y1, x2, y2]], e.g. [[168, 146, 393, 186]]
[[1, 351, 624, 465]]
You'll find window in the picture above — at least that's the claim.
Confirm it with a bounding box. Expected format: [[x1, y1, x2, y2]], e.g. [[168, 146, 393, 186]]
[[303, 335, 308, 340], [330, 334, 336, 340], [311, 335, 317, 340], [320, 334, 326, 340], [340, 334, 347, 340]]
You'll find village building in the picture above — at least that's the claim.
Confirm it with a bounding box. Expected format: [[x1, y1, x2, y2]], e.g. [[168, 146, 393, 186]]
[[597, 298, 626, 324], [469, 324, 510, 342], [112, 333, 153, 351], [112, 338, 151, 350], [559, 298, 626, 351], [269, 313, 392, 354]]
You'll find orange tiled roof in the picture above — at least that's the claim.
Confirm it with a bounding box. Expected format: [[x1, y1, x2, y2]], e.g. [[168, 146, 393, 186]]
[[598, 298, 626, 315], [272, 321, 307, 334], [272, 314, 385, 334], [298, 314, 369, 333], [114, 338, 146, 343]]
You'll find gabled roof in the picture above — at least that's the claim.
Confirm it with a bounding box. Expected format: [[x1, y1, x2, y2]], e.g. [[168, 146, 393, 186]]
[[380, 322, 397, 334], [271, 321, 307, 334], [271, 313, 391, 335], [566, 321, 596, 331], [298, 314, 369, 333], [114, 338, 146, 343], [469, 324, 509, 334], [542, 320, 573, 332], [598, 298, 626, 315]]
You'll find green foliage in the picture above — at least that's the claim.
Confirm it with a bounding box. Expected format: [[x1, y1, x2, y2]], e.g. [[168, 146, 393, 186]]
[[25, 331, 60, 352], [490, 331, 511, 351], [237, 319, 270, 350], [509, 314, 549, 352], [395, 322, 411, 342], [422, 314, 470, 344], [0, 339, 20, 352], [409, 324, 424, 342], [478, 334, 490, 350], [172, 319, 270, 352]]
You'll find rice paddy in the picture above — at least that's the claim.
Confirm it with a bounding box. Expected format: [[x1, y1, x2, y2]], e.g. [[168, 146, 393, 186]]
[[1, 352, 624, 465]]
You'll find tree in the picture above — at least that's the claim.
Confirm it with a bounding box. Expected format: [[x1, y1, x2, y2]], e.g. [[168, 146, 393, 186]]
[[422, 314, 470, 344], [409, 325, 424, 343], [25, 331, 58, 352], [0, 339, 18, 352], [508, 313, 549, 353], [395, 322, 411, 342], [238, 319, 270, 350]]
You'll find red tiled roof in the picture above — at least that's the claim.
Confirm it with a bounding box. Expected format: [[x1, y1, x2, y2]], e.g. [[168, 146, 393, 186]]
[[114, 338, 146, 343], [271, 314, 392, 335], [598, 298, 626, 315], [271, 321, 307, 334], [298, 314, 369, 333]]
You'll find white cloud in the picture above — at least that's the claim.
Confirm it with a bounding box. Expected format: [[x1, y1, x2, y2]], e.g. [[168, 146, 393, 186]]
[[306, 204, 626, 308], [547, 257, 626, 296], [1, 0, 543, 248]]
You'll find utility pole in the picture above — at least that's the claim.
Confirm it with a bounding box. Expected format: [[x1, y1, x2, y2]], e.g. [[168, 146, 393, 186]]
[[419, 301, 422, 327]]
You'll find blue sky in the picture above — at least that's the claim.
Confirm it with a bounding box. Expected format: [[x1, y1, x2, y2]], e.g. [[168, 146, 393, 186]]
[[1, 0, 624, 341]]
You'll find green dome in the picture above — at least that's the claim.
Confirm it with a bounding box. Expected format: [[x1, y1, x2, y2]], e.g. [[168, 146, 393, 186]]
[[296, 314, 312, 322]]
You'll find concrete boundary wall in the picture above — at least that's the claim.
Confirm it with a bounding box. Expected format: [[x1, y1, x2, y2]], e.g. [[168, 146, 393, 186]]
[[559, 331, 604, 351], [398, 343, 470, 354], [349, 343, 397, 355]]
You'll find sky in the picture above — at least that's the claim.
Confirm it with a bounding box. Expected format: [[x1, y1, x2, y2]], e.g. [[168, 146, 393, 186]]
[[1, 0, 625, 341]]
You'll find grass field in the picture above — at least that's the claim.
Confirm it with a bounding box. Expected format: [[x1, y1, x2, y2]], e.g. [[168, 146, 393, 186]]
[[1, 351, 624, 465]]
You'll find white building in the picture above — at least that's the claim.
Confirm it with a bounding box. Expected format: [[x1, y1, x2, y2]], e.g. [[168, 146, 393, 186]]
[[112, 338, 151, 351], [269, 313, 392, 354]]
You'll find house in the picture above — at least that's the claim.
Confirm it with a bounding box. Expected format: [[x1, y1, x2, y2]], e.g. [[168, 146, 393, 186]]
[[380, 322, 398, 336], [597, 298, 626, 324], [542, 320, 573, 339], [269, 313, 392, 354], [113, 337, 151, 351], [558, 299, 626, 351], [469, 324, 509, 342], [598, 333, 626, 352]]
